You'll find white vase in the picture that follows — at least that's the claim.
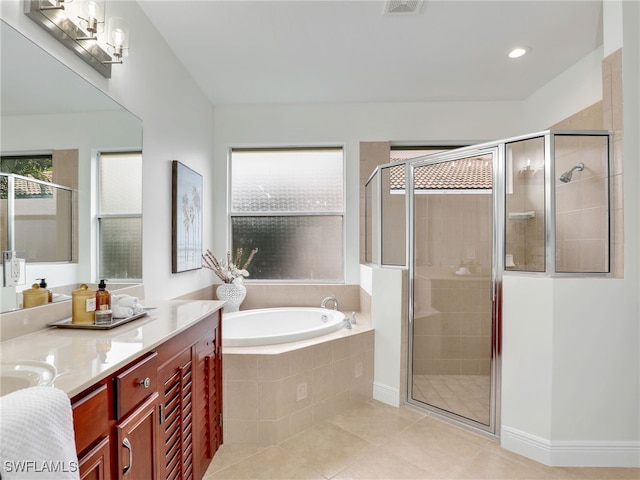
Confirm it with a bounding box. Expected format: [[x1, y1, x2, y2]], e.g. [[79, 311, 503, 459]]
[[216, 281, 246, 312]]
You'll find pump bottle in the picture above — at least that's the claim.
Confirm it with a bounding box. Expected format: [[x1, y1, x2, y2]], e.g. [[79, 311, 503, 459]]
[[37, 278, 52, 303], [95, 279, 112, 325]]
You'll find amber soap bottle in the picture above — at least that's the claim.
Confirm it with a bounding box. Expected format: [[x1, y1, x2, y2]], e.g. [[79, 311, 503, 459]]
[[95, 279, 112, 324]]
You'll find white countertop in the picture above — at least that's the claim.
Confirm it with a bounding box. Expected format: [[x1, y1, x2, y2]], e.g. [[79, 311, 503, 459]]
[[0, 299, 225, 398]]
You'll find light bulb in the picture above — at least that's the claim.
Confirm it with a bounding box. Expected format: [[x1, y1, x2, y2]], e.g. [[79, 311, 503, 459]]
[[508, 47, 528, 59], [86, 1, 98, 18], [112, 28, 126, 46]]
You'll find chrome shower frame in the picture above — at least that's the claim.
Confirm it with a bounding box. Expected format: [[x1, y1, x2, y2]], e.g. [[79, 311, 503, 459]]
[[364, 129, 613, 438]]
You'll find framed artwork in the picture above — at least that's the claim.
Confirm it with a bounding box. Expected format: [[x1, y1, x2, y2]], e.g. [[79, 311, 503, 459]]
[[171, 160, 203, 273]]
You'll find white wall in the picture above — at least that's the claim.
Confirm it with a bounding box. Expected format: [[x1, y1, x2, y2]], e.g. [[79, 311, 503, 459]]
[[361, 265, 404, 407], [501, 1, 640, 466], [1, 0, 217, 301], [521, 47, 604, 132], [212, 101, 525, 283]]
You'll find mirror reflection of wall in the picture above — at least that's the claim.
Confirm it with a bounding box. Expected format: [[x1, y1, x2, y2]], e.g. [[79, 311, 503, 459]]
[[0, 20, 143, 313]]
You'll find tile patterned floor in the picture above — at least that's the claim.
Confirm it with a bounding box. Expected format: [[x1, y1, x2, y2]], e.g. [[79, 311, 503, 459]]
[[412, 374, 491, 425], [204, 400, 639, 480]]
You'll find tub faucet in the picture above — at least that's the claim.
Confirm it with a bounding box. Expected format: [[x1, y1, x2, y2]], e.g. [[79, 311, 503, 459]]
[[321, 296, 339, 311]]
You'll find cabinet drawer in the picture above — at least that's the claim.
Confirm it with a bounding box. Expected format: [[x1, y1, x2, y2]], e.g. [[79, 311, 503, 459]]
[[72, 384, 109, 455], [114, 352, 158, 419]]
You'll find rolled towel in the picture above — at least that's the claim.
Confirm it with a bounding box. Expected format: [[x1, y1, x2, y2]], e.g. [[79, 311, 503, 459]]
[[111, 295, 144, 318], [112, 305, 134, 319], [112, 294, 139, 308], [0, 386, 80, 479]]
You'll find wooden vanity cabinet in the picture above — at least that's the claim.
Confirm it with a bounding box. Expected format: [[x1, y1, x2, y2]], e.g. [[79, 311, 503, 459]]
[[72, 385, 111, 480], [114, 393, 160, 479], [70, 309, 222, 480], [194, 324, 222, 476]]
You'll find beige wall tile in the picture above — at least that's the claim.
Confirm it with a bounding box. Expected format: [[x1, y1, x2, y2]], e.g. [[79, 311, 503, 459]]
[[257, 352, 291, 381]]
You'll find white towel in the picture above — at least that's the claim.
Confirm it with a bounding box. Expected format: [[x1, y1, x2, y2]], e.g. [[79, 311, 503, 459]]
[[0, 386, 80, 479], [111, 295, 144, 315], [112, 305, 134, 319]]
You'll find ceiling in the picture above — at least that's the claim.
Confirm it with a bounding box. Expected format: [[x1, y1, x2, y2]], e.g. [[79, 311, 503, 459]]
[[138, 0, 604, 106]]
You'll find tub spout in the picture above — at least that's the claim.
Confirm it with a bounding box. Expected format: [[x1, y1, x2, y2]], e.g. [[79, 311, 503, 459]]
[[320, 296, 339, 311]]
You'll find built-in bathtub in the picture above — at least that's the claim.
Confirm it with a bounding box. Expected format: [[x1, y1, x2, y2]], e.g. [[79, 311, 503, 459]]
[[223, 307, 346, 347], [221, 307, 375, 445]]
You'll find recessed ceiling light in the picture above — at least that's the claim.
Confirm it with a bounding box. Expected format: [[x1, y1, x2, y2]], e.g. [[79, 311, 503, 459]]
[[508, 47, 529, 59]]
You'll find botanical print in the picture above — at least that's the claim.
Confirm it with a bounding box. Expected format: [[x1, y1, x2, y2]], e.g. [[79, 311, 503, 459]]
[[172, 161, 202, 272]]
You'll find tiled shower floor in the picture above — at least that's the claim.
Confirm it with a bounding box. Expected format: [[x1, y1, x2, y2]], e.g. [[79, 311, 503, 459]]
[[412, 374, 491, 425]]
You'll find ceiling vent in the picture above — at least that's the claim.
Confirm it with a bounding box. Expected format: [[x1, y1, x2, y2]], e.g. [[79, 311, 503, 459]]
[[383, 0, 423, 15]]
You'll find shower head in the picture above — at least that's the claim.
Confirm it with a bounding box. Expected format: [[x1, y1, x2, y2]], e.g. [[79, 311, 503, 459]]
[[559, 162, 584, 183]]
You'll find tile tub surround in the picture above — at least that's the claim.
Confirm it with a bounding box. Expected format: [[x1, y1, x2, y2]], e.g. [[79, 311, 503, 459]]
[[223, 320, 374, 445]]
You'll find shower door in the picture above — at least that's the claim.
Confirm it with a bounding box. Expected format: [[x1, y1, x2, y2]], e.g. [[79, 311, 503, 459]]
[[408, 147, 500, 434]]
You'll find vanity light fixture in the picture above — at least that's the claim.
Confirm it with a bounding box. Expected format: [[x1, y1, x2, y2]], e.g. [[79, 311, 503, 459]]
[[76, 0, 104, 41], [104, 17, 129, 64], [24, 0, 131, 78], [38, 0, 65, 11]]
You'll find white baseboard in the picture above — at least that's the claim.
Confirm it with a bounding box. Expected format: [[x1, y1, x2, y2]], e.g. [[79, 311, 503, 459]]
[[373, 382, 400, 407], [501, 425, 640, 467]]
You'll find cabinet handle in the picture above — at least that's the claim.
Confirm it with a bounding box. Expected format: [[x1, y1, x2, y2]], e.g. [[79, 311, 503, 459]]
[[138, 377, 151, 388], [122, 437, 133, 475]]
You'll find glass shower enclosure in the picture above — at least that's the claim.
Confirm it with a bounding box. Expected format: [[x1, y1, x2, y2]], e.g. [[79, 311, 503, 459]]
[[365, 130, 612, 435]]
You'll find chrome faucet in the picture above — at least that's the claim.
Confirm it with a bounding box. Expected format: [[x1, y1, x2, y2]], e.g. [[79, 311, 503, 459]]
[[320, 296, 339, 311]]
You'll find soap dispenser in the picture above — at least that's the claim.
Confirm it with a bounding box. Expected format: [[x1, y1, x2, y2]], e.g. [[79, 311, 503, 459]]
[[95, 279, 112, 325], [22, 283, 48, 308], [37, 278, 52, 303]]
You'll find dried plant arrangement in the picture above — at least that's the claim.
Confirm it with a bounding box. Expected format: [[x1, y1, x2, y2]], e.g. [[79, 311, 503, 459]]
[[202, 247, 258, 283]]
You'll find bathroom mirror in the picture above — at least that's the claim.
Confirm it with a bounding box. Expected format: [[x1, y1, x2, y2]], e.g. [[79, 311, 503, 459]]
[[0, 20, 143, 313]]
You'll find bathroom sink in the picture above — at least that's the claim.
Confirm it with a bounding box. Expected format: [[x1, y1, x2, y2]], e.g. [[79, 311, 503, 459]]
[[0, 361, 57, 396]]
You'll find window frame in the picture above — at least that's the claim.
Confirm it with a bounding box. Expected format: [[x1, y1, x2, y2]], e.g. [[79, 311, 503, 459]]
[[96, 150, 143, 282], [228, 146, 346, 283]]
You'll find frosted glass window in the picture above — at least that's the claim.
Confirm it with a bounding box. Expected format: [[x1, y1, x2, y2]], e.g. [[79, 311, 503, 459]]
[[98, 152, 142, 281], [231, 149, 343, 213], [231, 216, 343, 281], [99, 217, 143, 279], [230, 148, 344, 282], [99, 152, 142, 214]]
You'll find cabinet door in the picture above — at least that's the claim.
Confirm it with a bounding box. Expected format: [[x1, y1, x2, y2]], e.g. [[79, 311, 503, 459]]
[[115, 393, 159, 480], [157, 348, 194, 480], [194, 324, 221, 477], [79, 437, 111, 480]]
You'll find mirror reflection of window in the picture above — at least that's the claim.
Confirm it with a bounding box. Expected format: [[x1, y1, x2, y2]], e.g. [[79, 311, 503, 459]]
[[1, 154, 73, 263], [97, 151, 142, 281]]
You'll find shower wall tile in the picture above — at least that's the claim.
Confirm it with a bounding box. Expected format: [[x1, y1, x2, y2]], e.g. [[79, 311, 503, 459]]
[[552, 48, 623, 278], [360, 141, 391, 263], [240, 284, 360, 311]]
